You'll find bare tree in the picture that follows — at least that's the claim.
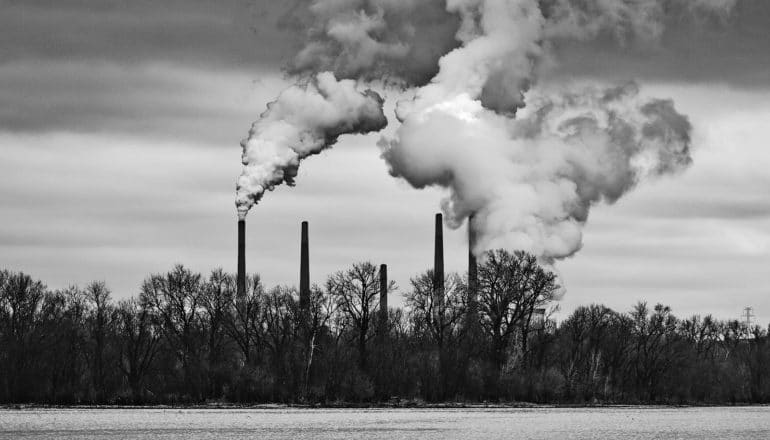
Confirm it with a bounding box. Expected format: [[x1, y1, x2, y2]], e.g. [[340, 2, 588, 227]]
[[477, 250, 559, 374], [224, 274, 264, 365], [4, 263, 770, 405], [557, 304, 615, 400], [406, 270, 466, 397], [327, 262, 394, 370], [141, 265, 204, 399], [256, 285, 304, 399], [44, 286, 89, 403], [200, 269, 235, 397], [261, 285, 298, 362], [630, 302, 681, 401], [304, 284, 337, 396], [113, 298, 161, 402], [407, 271, 466, 349], [0, 271, 46, 401], [84, 281, 112, 400]]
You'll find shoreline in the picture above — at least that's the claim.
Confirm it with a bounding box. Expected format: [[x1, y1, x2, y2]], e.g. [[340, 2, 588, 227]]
[[3, 402, 768, 410]]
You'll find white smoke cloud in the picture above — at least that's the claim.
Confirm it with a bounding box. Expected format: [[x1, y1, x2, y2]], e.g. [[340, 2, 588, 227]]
[[378, 0, 713, 260], [236, 72, 387, 219], [382, 82, 691, 259], [241, 0, 737, 262]]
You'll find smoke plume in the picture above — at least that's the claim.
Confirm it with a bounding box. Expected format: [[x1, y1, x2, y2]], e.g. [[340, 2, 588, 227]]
[[236, 72, 387, 219], [382, 82, 691, 259], [540, 0, 738, 43], [288, 0, 460, 86], [374, 0, 732, 259], [240, 0, 736, 260]]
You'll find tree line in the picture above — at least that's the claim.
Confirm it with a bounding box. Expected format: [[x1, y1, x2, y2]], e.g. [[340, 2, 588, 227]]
[[1, 250, 768, 405]]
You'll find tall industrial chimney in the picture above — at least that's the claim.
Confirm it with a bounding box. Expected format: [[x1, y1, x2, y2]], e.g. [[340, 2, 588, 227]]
[[300, 220, 310, 314], [433, 213, 444, 310], [379, 264, 388, 333], [467, 214, 478, 324], [237, 219, 246, 299]]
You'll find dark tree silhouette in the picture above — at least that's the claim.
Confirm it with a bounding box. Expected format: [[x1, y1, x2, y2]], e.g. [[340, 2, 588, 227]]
[[141, 265, 205, 400], [406, 270, 466, 399], [0, 271, 46, 401], [113, 298, 161, 402], [327, 261, 392, 370], [2, 252, 770, 405], [477, 250, 559, 375], [84, 281, 112, 401]]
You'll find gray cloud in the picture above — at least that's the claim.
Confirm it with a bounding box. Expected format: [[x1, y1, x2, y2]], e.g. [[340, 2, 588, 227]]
[[0, 0, 298, 141], [0, 0, 298, 68], [0, 0, 768, 324], [546, 0, 770, 87], [2, 0, 767, 141], [622, 194, 770, 220], [2, 0, 768, 89], [0, 61, 286, 143], [285, 0, 460, 85]]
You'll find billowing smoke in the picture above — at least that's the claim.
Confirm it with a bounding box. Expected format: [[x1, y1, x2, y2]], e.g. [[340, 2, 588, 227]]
[[240, 0, 736, 260], [236, 72, 387, 219], [288, 0, 460, 85], [374, 0, 732, 259], [381, 82, 691, 259], [540, 0, 738, 43]]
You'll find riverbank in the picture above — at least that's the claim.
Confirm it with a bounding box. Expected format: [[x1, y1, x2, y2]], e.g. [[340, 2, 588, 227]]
[[4, 401, 766, 410]]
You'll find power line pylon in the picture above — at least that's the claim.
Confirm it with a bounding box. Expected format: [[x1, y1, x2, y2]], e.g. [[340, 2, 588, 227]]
[[743, 306, 755, 328]]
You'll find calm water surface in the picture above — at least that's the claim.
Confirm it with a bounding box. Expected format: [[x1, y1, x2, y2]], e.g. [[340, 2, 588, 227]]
[[1, 407, 769, 439]]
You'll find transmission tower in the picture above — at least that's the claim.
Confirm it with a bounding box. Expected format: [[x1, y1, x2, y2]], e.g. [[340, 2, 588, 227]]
[[743, 307, 755, 328]]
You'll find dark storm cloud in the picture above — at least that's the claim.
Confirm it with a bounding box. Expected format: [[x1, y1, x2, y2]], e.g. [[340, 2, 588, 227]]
[[2, 0, 768, 140], [0, 0, 768, 322], [0, 0, 299, 68], [2, 0, 768, 85], [0, 61, 279, 142], [0, 0, 303, 140], [547, 0, 770, 87]]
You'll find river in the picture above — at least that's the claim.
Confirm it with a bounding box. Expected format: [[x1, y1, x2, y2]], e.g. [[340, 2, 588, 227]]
[[1, 406, 769, 439]]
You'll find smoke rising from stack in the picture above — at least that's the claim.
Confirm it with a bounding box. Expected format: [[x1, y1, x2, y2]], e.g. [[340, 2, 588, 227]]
[[235, 72, 387, 218], [375, 0, 729, 261], [288, 0, 461, 86], [237, 0, 737, 272], [383, 82, 692, 259]]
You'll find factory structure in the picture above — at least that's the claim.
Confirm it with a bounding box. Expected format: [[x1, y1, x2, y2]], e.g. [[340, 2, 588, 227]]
[[236, 213, 544, 331]]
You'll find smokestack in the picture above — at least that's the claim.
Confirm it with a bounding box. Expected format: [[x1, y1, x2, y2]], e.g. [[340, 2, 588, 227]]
[[434, 213, 444, 309], [300, 221, 310, 314], [237, 219, 246, 299], [379, 264, 388, 333], [467, 214, 478, 324]]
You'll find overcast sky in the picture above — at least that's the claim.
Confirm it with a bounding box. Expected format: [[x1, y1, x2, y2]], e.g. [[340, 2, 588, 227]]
[[1, 0, 769, 323]]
